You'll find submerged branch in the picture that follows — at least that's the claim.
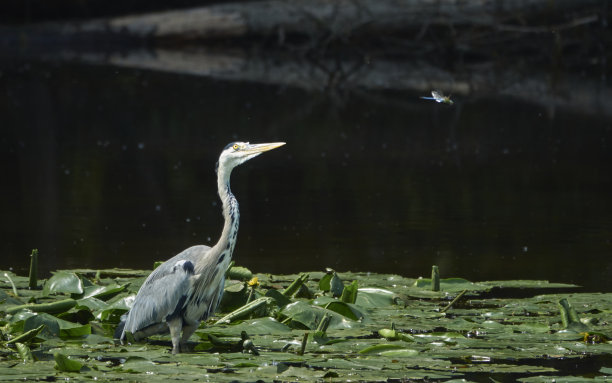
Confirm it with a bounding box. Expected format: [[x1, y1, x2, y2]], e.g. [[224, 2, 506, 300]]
[[62, 47, 612, 118]]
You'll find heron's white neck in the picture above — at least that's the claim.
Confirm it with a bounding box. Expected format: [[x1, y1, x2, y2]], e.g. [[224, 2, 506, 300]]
[[211, 165, 240, 264]]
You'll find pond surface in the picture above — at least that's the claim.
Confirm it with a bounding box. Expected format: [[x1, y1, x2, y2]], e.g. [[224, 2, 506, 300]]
[[1, 58, 611, 291]]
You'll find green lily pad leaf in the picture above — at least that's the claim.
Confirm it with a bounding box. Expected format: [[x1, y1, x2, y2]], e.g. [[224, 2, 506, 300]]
[[311, 297, 365, 321], [96, 296, 132, 323], [59, 322, 91, 338], [324, 301, 364, 321], [516, 322, 551, 333], [201, 317, 292, 338], [265, 288, 292, 308], [379, 328, 415, 342], [280, 301, 359, 330], [413, 277, 485, 292], [54, 352, 83, 372], [7, 310, 36, 331], [481, 280, 580, 289], [5, 298, 77, 315], [23, 313, 61, 337], [600, 367, 612, 374], [76, 283, 126, 301], [380, 348, 419, 357], [219, 280, 249, 312], [21, 312, 91, 339], [0, 288, 24, 306], [356, 288, 397, 308], [5, 324, 45, 345], [340, 280, 358, 304], [319, 272, 333, 292], [227, 266, 253, 281], [414, 332, 466, 340], [57, 309, 94, 325], [76, 297, 109, 312], [215, 297, 274, 324], [15, 342, 34, 362], [330, 273, 344, 297], [43, 272, 83, 295], [359, 343, 409, 354]]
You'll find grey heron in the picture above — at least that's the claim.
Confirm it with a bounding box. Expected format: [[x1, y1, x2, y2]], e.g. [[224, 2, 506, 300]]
[[117, 141, 285, 354]]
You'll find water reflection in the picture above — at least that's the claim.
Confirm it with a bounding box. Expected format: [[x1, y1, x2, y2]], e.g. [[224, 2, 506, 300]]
[[1, 59, 610, 291]]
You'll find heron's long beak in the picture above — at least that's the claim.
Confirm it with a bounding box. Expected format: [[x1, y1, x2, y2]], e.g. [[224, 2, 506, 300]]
[[244, 142, 286, 154]]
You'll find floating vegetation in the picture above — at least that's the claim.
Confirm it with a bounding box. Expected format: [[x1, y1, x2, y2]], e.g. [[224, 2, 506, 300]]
[[0, 265, 610, 382]]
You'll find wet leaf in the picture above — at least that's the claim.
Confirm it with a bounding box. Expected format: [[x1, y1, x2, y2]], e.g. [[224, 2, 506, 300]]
[[219, 281, 249, 312], [5, 324, 45, 345], [96, 296, 132, 323], [76, 283, 126, 301], [43, 272, 83, 295], [356, 288, 396, 308], [54, 352, 83, 372], [413, 277, 486, 292], [380, 348, 419, 357], [319, 272, 333, 292], [340, 280, 358, 303], [379, 328, 415, 342], [264, 288, 291, 308], [76, 297, 109, 312], [15, 342, 34, 362], [359, 343, 410, 354], [5, 298, 77, 314], [323, 301, 364, 321], [227, 266, 253, 281], [330, 273, 344, 297], [280, 301, 359, 330], [215, 297, 274, 324]]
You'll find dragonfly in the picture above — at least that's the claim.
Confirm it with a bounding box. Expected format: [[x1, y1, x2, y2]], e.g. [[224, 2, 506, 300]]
[[420, 90, 454, 105]]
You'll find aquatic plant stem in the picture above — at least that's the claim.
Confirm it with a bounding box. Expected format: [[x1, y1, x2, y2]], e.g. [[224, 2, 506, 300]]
[[28, 249, 38, 289], [4, 273, 19, 296], [558, 298, 581, 328], [214, 297, 273, 324], [298, 332, 309, 355], [441, 289, 467, 313], [316, 313, 332, 333], [431, 265, 440, 291], [6, 299, 77, 314], [282, 273, 309, 297]]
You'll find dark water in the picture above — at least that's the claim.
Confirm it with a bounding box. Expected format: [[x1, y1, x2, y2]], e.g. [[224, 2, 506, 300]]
[[1, 61, 611, 291]]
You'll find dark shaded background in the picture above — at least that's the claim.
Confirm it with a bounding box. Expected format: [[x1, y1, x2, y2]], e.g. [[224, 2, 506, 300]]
[[1, 1, 611, 291]]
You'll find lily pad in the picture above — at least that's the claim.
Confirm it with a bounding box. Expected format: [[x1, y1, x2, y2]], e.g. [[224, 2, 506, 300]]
[[356, 288, 397, 308], [279, 301, 361, 330], [413, 277, 487, 292], [54, 352, 84, 372], [43, 272, 83, 295], [76, 283, 127, 300], [359, 343, 411, 354]]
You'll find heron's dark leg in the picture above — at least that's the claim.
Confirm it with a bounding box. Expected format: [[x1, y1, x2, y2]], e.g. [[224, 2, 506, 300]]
[[179, 321, 200, 352], [167, 318, 183, 354]]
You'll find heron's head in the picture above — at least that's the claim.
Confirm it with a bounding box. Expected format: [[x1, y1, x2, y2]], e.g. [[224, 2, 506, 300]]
[[217, 141, 285, 174]]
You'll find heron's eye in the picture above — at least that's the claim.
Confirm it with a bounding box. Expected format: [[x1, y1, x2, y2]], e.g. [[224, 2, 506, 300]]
[[232, 144, 239, 150]]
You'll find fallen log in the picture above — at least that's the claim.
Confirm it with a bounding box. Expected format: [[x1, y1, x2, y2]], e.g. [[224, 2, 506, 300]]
[[62, 47, 612, 117], [1, 0, 603, 44]]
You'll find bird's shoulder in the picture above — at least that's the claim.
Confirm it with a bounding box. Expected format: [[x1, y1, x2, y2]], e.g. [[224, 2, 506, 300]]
[[145, 245, 218, 284], [142, 245, 213, 285]]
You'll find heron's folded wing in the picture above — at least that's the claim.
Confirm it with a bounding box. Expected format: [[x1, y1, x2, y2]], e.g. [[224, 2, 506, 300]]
[[123, 260, 195, 334]]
